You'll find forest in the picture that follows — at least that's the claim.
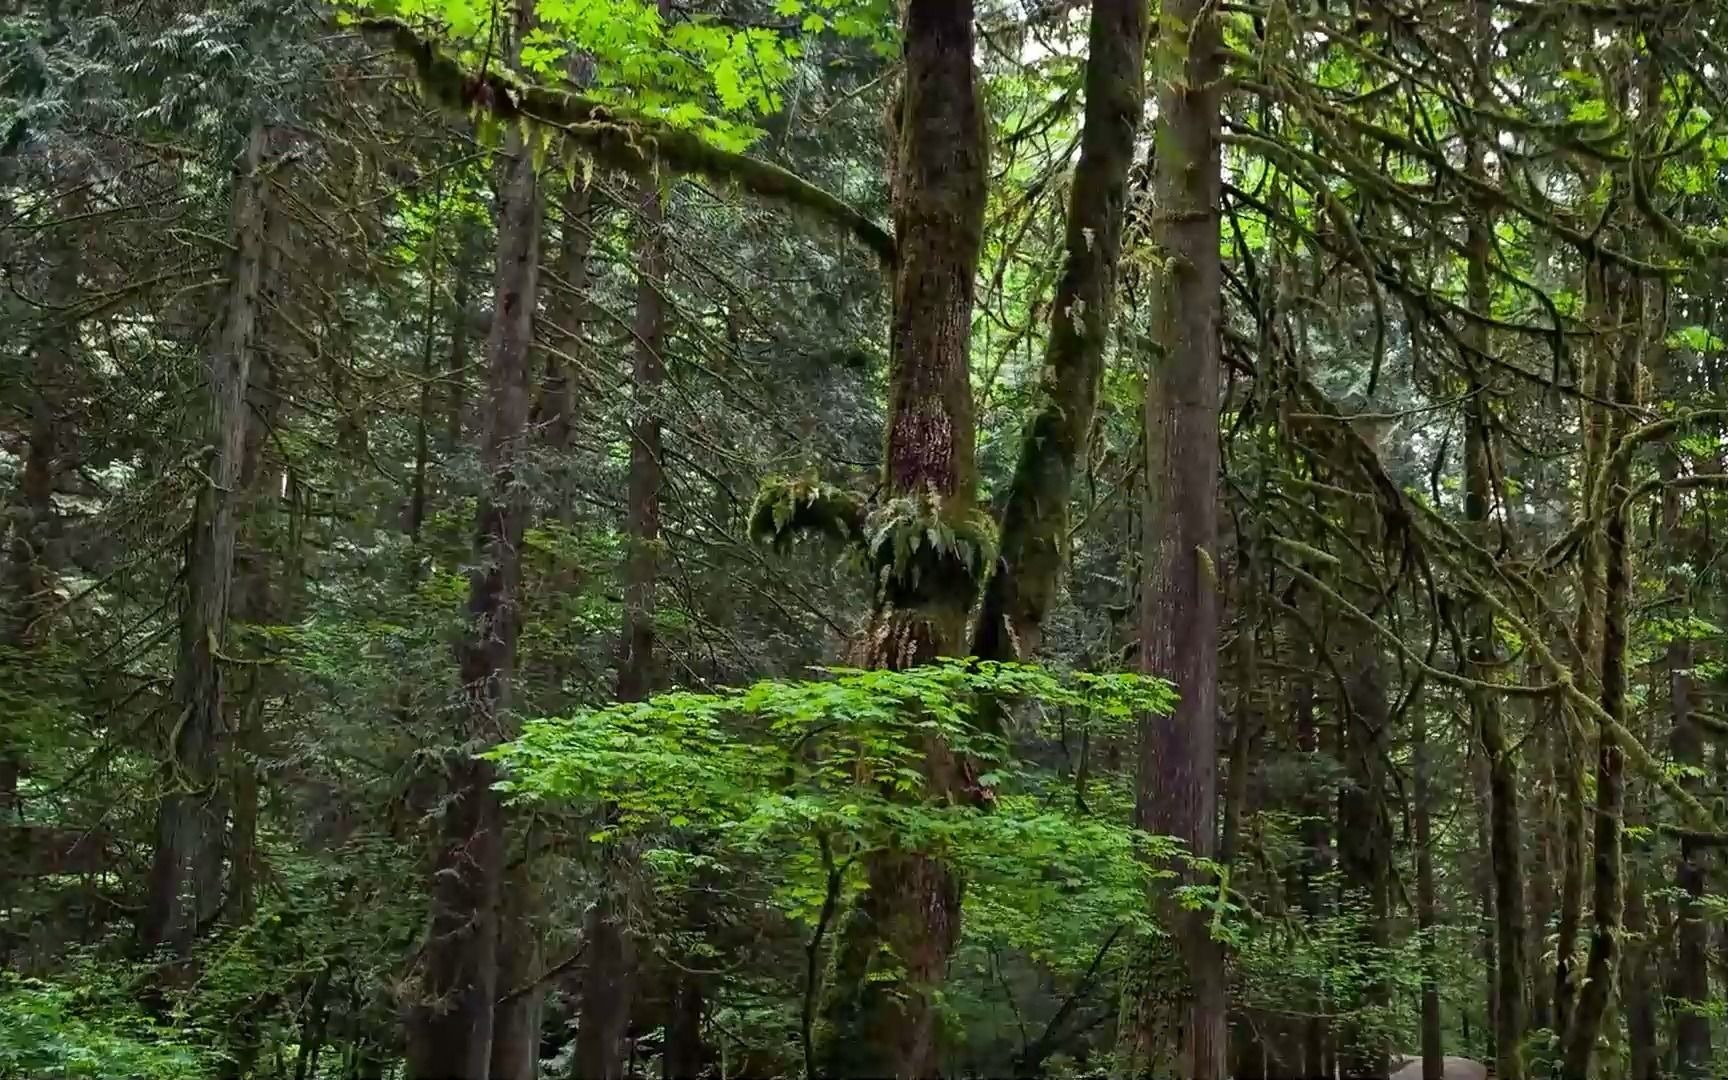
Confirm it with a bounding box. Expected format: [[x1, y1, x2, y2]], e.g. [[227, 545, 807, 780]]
[[6, 0, 1728, 1078]]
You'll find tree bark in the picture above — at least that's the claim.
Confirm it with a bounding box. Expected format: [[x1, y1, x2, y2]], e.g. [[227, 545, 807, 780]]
[[1336, 633, 1391, 1080], [140, 121, 267, 961], [1554, 251, 1614, 1052], [1463, 111, 1524, 1076], [1670, 621, 1712, 1080], [1413, 702, 1444, 1080], [972, 0, 1148, 662], [1134, 0, 1226, 1073], [815, 3, 986, 1076], [405, 4, 542, 1072], [491, 851, 544, 1080], [1623, 842, 1659, 1080], [1559, 266, 1639, 1080], [575, 172, 663, 1080]]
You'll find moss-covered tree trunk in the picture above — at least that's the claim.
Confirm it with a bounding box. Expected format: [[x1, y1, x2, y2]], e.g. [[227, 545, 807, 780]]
[[405, 4, 542, 1073], [815, 1, 986, 1076], [1559, 265, 1639, 1080], [1134, 0, 1226, 1072], [972, 0, 1148, 662], [1463, 82, 1525, 1073], [1554, 249, 1613, 1052], [140, 120, 267, 963]]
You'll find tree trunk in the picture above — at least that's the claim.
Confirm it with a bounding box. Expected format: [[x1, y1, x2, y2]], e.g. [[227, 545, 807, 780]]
[[405, 4, 542, 1071], [0, 182, 79, 962], [1661, 396, 1712, 1079], [140, 121, 267, 961], [1623, 844, 1659, 1080], [1294, 646, 1331, 1080], [1555, 252, 1614, 1051], [491, 852, 545, 1080], [1560, 266, 1639, 1080], [577, 170, 664, 1080], [1413, 703, 1444, 1080], [447, 218, 477, 457], [1134, 0, 1225, 1071], [816, 2, 987, 1076], [663, 972, 705, 1080], [1336, 633, 1390, 1080], [1463, 135, 1524, 1078], [972, 0, 1148, 662]]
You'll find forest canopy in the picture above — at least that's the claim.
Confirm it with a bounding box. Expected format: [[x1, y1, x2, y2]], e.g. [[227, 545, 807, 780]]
[[7, 0, 1728, 1078]]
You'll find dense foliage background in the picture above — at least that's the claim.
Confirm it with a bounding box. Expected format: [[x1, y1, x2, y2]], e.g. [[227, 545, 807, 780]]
[[7, 0, 1728, 1078]]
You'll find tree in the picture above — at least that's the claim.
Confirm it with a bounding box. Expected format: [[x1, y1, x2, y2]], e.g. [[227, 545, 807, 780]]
[[1134, 0, 1227, 1073]]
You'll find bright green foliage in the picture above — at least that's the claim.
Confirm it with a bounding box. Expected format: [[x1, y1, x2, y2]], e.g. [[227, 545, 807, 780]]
[[348, 0, 893, 151], [493, 660, 1183, 973], [0, 974, 213, 1079]]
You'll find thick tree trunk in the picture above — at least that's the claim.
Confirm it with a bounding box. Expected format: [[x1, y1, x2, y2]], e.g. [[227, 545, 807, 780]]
[[816, 3, 986, 1076], [405, 4, 542, 1071], [1134, 0, 1225, 1072], [140, 122, 267, 961], [575, 174, 663, 1080], [1463, 156, 1524, 1080], [663, 972, 705, 1080], [972, 0, 1148, 662], [1555, 255, 1614, 1050], [1559, 268, 1639, 1080]]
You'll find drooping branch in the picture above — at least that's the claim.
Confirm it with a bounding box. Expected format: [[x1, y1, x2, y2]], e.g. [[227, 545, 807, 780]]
[[356, 18, 895, 265]]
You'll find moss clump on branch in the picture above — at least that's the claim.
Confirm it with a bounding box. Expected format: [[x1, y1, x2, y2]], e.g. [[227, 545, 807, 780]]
[[748, 476, 869, 551], [354, 18, 895, 266], [865, 492, 997, 609]]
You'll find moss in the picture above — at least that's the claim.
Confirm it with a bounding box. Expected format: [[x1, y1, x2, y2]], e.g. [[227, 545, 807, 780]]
[[357, 19, 895, 266], [748, 476, 869, 551], [864, 492, 997, 610]]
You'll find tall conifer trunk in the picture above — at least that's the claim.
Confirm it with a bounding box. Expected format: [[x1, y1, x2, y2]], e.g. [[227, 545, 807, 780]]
[[1135, 0, 1226, 1071], [816, 2, 986, 1075], [575, 174, 664, 1080], [406, 3, 542, 1072], [141, 121, 267, 961], [1462, 33, 1525, 1062]]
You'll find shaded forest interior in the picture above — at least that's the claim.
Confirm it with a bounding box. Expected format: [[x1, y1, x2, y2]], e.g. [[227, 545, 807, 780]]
[[10, 0, 1728, 1078]]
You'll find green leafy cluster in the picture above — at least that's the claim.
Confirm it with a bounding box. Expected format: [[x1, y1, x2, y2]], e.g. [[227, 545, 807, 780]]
[[491, 661, 1179, 963], [0, 974, 214, 1079], [865, 492, 1000, 607], [748, 474, 869, 550], [349, 0, 893, 152]]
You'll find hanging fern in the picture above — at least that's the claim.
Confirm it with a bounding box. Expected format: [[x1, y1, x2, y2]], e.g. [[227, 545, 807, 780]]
[[865, 491, 998, 608], [747, 475, 869, 551]]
